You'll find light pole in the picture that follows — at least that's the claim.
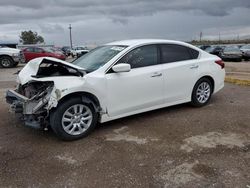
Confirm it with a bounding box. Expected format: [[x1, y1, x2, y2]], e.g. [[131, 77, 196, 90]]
[[69, 24, 73, 48], [199, 31, 203, 43]]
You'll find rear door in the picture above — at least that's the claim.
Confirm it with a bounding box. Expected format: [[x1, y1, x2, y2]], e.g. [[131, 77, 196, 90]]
[[160, 44, 200, 103], [105, 45, 164, 117]]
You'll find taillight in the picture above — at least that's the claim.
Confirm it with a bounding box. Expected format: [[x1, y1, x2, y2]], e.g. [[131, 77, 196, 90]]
[[215, 60, 225, 69]]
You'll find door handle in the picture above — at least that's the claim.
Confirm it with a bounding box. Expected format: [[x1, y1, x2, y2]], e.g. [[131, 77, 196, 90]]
[[190, 65, 199, 69], [151, 72, 162, 77]]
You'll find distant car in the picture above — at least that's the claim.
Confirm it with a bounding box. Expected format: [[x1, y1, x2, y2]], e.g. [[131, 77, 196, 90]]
[[22, 47, 66, 62], [61, 46, 71, 56], [199, 45, 211, 50], [240, 45, 250, 60], [50, 47, 65, 55], [220, 46, 242, 62], [70, 48, 77, 57], [205, 46, 224, 57], [51, 47, 64, 53], [71, 46, 89, 58], [0, 46, 25, 68]]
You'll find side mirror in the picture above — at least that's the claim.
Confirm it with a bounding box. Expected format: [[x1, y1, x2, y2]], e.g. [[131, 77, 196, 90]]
[[112, 63, 131, 73]]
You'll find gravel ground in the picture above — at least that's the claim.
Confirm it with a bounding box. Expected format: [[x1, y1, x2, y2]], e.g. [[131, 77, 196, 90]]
[[0, 63, 249, 188]]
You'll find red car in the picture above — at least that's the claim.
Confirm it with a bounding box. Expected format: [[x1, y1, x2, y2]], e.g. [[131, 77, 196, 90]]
[[22, 47, 66, 62]]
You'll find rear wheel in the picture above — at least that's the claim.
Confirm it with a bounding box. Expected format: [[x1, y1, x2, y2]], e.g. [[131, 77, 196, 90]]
[[191, 78, 212, 107], [0, 56, 14, 68], [50, 97, 98, 141]]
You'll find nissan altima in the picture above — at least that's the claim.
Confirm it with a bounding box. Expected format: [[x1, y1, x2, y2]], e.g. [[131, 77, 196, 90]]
[[6, 39, 225, 140]]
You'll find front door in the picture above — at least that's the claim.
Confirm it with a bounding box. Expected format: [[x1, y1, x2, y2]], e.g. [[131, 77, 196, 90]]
[[105, 45, 164, 117]]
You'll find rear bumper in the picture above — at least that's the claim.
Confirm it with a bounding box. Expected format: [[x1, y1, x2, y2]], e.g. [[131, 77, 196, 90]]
[[221, 54, 242, 60], [214, 69, 225, 94]]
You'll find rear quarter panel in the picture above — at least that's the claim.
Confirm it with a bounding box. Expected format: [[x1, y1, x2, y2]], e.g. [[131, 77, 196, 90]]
[[198, 54, 225, 94]]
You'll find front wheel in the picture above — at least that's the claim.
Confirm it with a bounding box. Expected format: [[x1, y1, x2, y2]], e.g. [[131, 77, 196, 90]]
[[191, 78, 212, 107], [50, 97, 98, 141]]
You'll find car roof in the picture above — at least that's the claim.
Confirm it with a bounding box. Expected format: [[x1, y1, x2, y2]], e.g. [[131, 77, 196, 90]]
[[106, 39, 193, 48]]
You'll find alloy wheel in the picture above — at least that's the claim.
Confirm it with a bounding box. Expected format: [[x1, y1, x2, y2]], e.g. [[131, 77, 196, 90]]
[[196, 82, 211, 104], [61, 104, 93, 136]]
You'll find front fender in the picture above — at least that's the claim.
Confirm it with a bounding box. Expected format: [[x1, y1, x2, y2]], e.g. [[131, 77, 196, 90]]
[[46, 77, 105, 111]]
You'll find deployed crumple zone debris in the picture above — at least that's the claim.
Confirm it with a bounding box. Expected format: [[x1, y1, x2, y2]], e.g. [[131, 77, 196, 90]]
[[105, 126, 159, 144], [180, 132, 249, 152]]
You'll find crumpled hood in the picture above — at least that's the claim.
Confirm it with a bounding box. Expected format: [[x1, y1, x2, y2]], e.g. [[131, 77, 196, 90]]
[[0, 47, 20, 53], [18, 57, 84, 85]]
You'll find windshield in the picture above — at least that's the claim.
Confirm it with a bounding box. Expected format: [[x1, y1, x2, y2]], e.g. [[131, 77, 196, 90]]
[[73, 45, 127, 72], [241, 45, 250, 50], [75, 47, 87, 50], [224, 46, 240, 52], [205, 46, 215, 52], [45, 48, 54, 53]]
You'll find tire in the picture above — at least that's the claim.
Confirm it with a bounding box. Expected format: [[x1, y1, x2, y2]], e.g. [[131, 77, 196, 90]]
[[191, 78, 212, 107], [50, 97, 98, 141], [0, 56, 15, 68], [13, 61, 19, 67]]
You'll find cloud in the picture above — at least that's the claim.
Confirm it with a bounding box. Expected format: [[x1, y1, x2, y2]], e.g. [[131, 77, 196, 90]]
[[0, 0, 249, 45], [0, 0, 250, 24], [39, 24, 65, 34]]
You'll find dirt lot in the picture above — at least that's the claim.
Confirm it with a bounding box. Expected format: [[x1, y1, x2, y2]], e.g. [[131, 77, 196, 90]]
[[0, 64, 250, 188]]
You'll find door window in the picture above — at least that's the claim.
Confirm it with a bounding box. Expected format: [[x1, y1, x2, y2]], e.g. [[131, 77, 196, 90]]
[[25, 47, 34, 52], [160, 44, 199, 63], [34, 48, 44, 53], [118, 45, 158, 69]]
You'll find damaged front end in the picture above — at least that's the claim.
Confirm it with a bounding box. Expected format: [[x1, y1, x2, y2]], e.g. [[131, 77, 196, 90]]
[[6, 81, 54, 129], [6, 57, 87, 130]]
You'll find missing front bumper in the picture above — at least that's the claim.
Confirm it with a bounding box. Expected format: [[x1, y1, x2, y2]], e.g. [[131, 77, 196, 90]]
[[6, 89, 49, 129]]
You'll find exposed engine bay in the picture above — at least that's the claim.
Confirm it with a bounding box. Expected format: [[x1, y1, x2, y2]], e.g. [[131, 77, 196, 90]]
[[6, 81, 54, 129], [18, 81, 54, 100], [33, 58, 84, 78]]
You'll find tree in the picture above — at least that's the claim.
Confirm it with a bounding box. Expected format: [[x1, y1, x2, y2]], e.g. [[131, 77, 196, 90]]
[[19, 30, 44, 44]]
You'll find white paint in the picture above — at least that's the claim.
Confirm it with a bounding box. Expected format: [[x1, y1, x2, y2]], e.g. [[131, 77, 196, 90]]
[[55, 155, 77, 165], [16, 40, 225, 125], [181, 132, 249, 152], [106, 126, 159, 145], [106, 126, 147, 145]]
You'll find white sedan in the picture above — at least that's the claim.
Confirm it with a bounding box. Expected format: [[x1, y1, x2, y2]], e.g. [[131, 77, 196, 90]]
[[6, 39, 225, 140]]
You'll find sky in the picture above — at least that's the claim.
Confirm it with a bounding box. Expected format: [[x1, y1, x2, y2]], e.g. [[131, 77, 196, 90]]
[[0, 0, 250, 46]]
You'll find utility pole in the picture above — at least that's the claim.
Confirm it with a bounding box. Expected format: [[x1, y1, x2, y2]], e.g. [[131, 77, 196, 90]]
[[199, 31, 203, 43], [69, 24, 73, 48], [219, 32, 221, 42]]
